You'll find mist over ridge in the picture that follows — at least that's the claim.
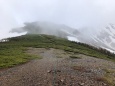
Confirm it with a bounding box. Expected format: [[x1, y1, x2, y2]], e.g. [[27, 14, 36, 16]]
[[1, 0, 115, 33], [10, 21, 115, 53], [10, 21, 80, 38], [0, 0, 115, 53]]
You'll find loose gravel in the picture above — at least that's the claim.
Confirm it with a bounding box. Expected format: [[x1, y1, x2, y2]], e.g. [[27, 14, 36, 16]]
[[0, 48, 115, 86]]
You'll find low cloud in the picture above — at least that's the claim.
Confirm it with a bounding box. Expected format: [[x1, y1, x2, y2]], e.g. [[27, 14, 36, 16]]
[[0, 0, 115, 37]]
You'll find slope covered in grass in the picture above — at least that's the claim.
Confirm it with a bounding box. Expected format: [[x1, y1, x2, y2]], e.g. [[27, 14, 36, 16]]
[[0, 34, 115, 68]]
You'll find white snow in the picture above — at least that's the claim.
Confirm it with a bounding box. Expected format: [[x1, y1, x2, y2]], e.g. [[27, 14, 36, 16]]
[[67, 36, 80, 42]]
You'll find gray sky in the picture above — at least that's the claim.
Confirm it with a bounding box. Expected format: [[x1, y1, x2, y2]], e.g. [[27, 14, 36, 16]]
[[0, 0, 115, 39]]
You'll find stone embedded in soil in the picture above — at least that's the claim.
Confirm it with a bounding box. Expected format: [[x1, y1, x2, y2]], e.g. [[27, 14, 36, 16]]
[[103, 83, 107, 86], [78, 82, 85, 86], [60, 79, 65, 83], [47, 70, 51, 73], [1, 48, 115, 86]]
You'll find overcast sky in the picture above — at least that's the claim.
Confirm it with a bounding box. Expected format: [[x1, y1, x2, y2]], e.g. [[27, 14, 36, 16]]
[[0, 0, 115, 39]]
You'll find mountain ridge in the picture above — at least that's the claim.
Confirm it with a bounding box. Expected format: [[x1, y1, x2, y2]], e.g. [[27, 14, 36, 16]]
[[10, 22, 115, 53]]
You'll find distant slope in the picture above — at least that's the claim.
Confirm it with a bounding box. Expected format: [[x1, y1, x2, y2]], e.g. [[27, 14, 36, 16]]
[[76, 24, 115, 53], [10, 22, 115, 53], [0, 34, 115, 68], [6, 34, 115, 60]]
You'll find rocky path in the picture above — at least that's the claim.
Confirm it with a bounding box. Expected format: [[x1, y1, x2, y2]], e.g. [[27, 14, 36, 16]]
[[0, 48, 115, 86]]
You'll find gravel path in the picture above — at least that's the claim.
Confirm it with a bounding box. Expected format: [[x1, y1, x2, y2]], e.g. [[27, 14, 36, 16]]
[[0, 48, 115, 86]]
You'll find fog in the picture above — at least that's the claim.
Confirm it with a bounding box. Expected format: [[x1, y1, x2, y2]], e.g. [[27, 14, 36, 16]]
[[0, 0, 115, 39]]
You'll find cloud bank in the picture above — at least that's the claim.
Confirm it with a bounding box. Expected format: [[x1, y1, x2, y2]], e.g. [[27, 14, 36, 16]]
[[0, 0, 115, 39]]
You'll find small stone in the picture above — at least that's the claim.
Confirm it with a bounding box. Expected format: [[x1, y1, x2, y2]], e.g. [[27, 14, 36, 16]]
[[47, 70, 51, 73], [79, 83, 85, 86], [38, 83, 41, 84], [44, 80, 46, 82], [103, 83, 107, 86], [60, 79, 64, 83]]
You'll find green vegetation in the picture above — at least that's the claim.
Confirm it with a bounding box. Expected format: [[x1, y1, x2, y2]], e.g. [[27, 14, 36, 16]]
[[70, 55, 81, 59], [0, 45, 40, 68], [103, 69, 115, 85], [0, 34, 115, 68]]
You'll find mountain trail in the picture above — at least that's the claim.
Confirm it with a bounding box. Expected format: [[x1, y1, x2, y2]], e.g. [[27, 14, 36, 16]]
[[0, 48, 115, 86]]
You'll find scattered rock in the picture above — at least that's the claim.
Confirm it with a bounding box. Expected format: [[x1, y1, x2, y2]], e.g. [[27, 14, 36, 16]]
[[78, 82, 85, 86], [102, 83, 107, 86], [47, 70, 51, 73], [60, 79, 65, 83], [38, 83, 41, 85], [1, 48, 115, 86]]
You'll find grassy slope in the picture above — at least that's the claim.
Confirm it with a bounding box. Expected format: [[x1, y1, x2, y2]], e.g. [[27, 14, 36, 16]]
[[0, 34, 115, 68]]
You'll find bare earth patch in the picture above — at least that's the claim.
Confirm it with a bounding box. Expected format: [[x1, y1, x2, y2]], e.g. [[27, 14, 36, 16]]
[[0, 48, 115, 86]]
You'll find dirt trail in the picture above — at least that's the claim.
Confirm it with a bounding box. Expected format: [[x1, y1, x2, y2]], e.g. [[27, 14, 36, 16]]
[[0, 48, 115, 86]]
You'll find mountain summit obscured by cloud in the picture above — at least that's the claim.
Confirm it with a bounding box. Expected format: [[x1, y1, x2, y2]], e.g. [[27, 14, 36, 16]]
[[1, 0, 115, 30], [10, 21, 79, 38], [0, 0, 115, 39], [10, 22, 115, 53]]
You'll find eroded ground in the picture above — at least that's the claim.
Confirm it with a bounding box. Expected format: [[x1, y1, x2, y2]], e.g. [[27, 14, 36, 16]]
[[0, 48, 115, 86]]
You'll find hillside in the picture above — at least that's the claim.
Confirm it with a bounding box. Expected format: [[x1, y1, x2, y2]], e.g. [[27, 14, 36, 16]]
[[76, 24, 115, 53], [0, 34, 115, 86], [0, 34, 115, 68]]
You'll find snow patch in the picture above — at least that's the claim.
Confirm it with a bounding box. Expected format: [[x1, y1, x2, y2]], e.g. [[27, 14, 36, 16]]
[[67, 36, 80, 42]]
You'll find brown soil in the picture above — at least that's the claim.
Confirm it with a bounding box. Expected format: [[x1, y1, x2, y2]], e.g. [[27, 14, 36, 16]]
[[0, 48, 115, 86]]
